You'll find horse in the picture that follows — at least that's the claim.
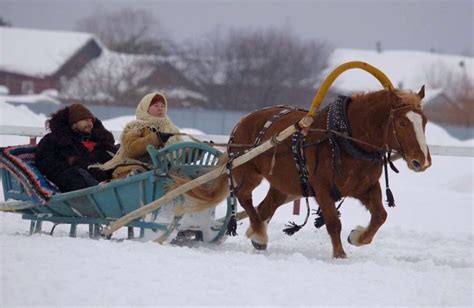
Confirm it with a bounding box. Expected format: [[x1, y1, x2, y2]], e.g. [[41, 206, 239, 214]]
[[181, 86, 431, 258]]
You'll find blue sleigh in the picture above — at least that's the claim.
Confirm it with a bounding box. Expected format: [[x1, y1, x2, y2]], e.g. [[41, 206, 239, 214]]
[[0, 142, 232, 244]]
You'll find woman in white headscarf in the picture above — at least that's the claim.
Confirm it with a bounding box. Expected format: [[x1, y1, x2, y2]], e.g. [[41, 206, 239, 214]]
[[94, 92, 182, 179]]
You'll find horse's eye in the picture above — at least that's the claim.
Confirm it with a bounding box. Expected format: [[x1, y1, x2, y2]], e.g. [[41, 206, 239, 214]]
[[398, 120, 407, 128]]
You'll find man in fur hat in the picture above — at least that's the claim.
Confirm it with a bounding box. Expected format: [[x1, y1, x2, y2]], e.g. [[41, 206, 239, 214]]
[[35, 104, 117, 192]]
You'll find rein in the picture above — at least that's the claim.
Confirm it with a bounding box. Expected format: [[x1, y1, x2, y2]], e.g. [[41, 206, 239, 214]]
[[306, 96, 414, 227], [164, 100, 414, 234]]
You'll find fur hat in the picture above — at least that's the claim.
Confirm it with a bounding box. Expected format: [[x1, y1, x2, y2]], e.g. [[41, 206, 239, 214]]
[[68, 104, 94, 125]]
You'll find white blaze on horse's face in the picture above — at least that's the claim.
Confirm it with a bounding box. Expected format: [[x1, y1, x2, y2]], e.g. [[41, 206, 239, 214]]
[[405, 111, 431, 171], [406, 111, 428, 157]]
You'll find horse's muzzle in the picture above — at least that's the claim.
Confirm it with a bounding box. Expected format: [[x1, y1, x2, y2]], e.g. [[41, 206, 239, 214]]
[[409, 157, 431, 172]]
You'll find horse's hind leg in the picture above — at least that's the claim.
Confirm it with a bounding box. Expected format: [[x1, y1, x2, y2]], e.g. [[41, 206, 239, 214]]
[[233, 170, 267, 249], [245, 186, 289, 250], [348, 183, 387, 246], [256, 186, 289, 223]]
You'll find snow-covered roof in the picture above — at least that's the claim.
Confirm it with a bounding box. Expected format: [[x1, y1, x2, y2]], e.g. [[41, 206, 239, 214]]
[[62, 49, 207, 105], [0, 27, 99, 77], [327, 48, 473, 94]]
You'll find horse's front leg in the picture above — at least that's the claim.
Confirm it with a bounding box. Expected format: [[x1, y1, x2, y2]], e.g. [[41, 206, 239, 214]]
[[349, 183, 387, 246], [315, 190, 346, 258]]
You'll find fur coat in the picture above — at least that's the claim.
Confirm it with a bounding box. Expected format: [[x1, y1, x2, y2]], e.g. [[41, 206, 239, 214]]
[[94, 92, 182, 175], [35, 106, 117, 191]]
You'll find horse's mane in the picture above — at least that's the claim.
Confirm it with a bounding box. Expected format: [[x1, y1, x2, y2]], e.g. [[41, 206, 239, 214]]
[[351, 89, 422, 108], [394, 90, 422, 108]]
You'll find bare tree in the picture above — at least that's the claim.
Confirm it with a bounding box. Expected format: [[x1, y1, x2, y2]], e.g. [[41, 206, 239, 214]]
[[179, 27, 331, 110], [76, 8, 171, 55], [60, 52, 158, 105]]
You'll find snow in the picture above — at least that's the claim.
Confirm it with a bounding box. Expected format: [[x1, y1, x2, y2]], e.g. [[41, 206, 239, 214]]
[[1, 101, 473, 306], [0, 100, 47, 127], [102, 115, 204, 134], [102, 115, 135, 131], [161, 87, 208, 102], [0, 92, 61, 105], [61, 48, 206, 104], [0, 156, 472, 306], [0, 100, 47, 145], [0, 27, 97, 77], [327, 48, 473, 95], [0, 86, 8, 95]]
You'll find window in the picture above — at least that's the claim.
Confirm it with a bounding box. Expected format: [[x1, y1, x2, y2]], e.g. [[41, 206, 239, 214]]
[[21, 81, 34, 94]]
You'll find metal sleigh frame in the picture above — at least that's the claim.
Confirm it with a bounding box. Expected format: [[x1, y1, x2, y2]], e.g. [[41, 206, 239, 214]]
[[0, 142, 233, 244]]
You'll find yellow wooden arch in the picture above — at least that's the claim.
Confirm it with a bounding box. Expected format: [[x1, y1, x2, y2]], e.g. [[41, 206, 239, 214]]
[[308, 61, 394, 117]]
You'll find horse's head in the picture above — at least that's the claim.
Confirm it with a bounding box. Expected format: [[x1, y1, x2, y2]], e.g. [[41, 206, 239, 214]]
[[389, 86, 432, 172]]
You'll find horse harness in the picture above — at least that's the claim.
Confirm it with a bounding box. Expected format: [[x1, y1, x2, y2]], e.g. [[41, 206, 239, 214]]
[[286, 96, 391, 233], [224, 99, 399, 236], [225, 105, 307, 235]]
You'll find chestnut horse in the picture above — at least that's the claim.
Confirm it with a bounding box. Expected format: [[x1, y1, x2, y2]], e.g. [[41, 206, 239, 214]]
[[184, 87, 431, 258]]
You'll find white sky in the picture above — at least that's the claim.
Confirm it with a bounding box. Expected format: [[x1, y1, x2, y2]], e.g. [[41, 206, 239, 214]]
[[1, 0, 473, 56]]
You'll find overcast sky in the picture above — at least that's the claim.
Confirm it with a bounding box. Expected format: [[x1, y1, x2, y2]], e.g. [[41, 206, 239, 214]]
[[1, 0, 473, 56]]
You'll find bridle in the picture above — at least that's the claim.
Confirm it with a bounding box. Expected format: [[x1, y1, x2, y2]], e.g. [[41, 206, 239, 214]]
[[383, 102, 422, 161]]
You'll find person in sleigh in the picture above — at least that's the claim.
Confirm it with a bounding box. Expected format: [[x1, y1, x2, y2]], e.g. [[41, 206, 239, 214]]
[[94, 92, 182, 179], [35, 104, 117, 192]]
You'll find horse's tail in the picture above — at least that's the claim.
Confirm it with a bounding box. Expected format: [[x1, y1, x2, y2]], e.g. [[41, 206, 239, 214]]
[[169, 154, 230, 213]]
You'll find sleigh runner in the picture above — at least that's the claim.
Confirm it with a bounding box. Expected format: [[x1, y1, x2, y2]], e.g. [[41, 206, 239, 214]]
[[0, 142, 233, 243]]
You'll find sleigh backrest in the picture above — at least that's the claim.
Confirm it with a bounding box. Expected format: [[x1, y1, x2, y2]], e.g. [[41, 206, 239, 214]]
[[147, 142, 222, 178], [0, 145, 59, 204]]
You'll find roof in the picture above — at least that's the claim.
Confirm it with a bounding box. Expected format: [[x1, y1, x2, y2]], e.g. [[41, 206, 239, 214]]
[[0, 27, 99, 77], [62, 49, 207, 106]]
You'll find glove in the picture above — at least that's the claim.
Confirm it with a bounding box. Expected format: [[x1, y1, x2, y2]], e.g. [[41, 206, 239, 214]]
[[157, 132, 173, 143]]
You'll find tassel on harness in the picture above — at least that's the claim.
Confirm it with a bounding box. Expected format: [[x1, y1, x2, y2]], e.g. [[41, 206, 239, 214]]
[[225, 161, 238, 236], [283, 197, 311, 236], [283, 131, 313, 236], [330, 183, 342, 202], [383, 151, 396, 207], [313, 198, 345, 229]]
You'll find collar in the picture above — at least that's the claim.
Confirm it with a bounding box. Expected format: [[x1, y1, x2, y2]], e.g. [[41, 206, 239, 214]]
[[327, 95, 385, 162]]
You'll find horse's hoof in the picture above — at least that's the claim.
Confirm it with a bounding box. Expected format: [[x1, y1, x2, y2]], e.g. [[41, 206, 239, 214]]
[[333, 251, 347, 259], [347, 226, 365, 246], [347, 229, 359, 246], [251, 240, 267, 250]]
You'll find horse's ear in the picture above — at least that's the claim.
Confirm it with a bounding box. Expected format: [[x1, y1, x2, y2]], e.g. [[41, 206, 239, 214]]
[[387, 87, 400, 100], [417, 85, 425, 99]]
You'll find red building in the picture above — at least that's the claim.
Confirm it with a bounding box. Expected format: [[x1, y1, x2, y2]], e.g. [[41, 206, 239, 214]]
[[0, 27, 102, 95]]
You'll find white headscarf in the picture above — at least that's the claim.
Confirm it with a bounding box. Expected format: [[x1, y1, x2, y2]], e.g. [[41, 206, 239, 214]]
[[91, 92, 182, 171], [123, 92, 181, 144]]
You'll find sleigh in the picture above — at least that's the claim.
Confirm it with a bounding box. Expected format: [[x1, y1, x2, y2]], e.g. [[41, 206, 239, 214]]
[[2, 61, 422, 259], [0, 142, 233, 244]]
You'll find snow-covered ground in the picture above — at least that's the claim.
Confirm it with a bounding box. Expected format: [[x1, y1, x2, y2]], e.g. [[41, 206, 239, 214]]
[[1, 100, 473, 306]]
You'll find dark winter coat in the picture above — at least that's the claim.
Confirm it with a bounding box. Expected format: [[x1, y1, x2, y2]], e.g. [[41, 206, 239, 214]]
[[35, 107, 117, 192]]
